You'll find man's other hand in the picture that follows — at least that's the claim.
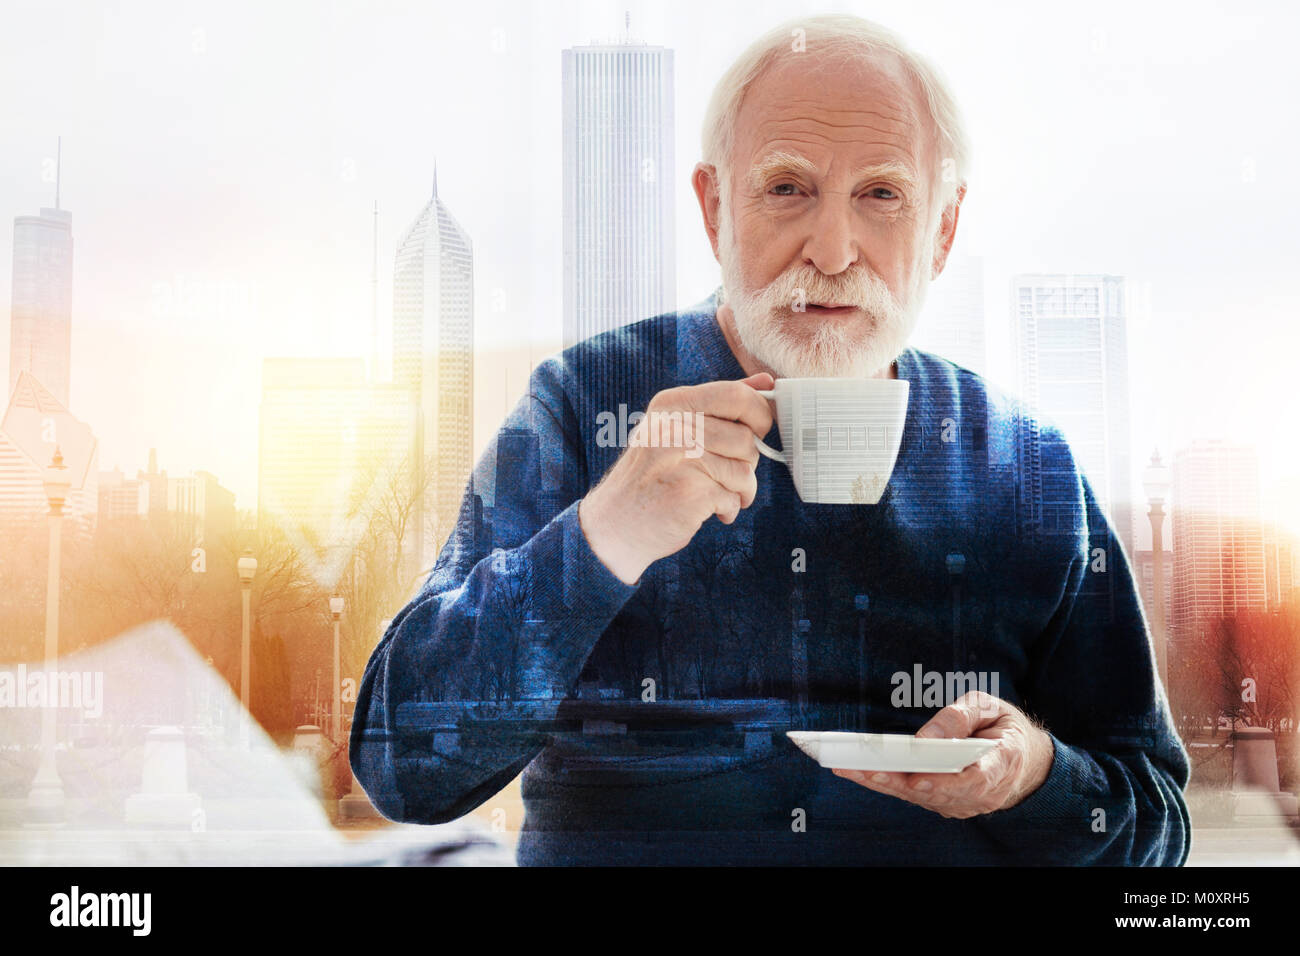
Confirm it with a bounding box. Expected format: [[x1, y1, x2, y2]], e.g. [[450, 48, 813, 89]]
[[578, 372, 775, 585], [832, 691, 1055, 819]]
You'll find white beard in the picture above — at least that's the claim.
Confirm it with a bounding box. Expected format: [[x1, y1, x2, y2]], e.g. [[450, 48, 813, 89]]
[[718, 202, 928, 379]]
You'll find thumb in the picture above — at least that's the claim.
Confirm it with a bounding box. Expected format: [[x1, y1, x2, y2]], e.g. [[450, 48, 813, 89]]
[[916, 691, 1004, 740], [741, 371, 776, 390]]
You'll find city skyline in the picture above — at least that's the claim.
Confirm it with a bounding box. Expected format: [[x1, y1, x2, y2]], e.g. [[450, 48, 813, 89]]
[[0, 1, 1298, 543], [0, 2, 1296, 869]]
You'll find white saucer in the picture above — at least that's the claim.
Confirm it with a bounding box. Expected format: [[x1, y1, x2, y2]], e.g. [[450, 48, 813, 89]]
[[786, 731, 997, 773]]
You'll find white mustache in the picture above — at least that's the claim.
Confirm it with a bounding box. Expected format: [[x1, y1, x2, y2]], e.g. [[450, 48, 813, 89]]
[[750, 264, 900, 317]]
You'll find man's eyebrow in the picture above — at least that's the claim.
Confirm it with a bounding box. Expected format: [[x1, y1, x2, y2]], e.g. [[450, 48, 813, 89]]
[[746, 152, 921, 195], [746, 150, 818, 191], [851, 161, 921, 194]]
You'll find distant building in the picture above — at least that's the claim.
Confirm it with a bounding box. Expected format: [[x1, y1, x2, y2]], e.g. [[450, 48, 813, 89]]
[[392, 169, 474, 569], [0, 371, 96, 534], [167, 470, 236, 550], [1170, 440, 1268, 644], [9, 205, 73, 406], [1012, 274, 1135, 558], [1263, 521, 1298, 612], [98, 448, 170, 522], [1133, 548, 1173, 631], [97, 466, 148, 520], [99, 451, 236, 553], [137, 447, 169, 521], [562, 34, 675, 351]]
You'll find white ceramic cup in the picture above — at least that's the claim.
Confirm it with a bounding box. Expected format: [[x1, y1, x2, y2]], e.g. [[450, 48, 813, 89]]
[[753, 377, 910, 504]]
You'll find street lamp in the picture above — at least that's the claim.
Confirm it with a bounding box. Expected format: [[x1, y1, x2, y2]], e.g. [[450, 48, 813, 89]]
[[329, 596, 344, 742], [27, 447, 71, 824], [237, 548, 257, 749], [1143, 449, 1172, 688]]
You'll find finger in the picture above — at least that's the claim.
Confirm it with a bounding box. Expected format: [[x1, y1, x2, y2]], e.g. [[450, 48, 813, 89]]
[[664, 379, 774, 439], [906, 764, 986, 804], [833, 768, 911, 794], [692, 450, 758, 507], [685, 414, 763, 465], [710, 484, 742, 525], [915, 690, 1006, 740]]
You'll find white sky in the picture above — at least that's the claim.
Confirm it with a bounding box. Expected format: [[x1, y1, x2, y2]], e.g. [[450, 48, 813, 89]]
[[2, 0, 1298, 539]]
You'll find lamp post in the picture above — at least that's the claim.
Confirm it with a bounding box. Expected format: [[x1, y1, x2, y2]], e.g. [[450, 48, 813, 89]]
[[329, 596, 344, 742], [1143, 449, 1171, 688], [237, 548, 257, 749], [26, 448, 71, 824]]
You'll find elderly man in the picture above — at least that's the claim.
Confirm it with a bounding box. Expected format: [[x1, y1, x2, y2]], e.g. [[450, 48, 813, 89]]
[[351, 14, 1190, 865]]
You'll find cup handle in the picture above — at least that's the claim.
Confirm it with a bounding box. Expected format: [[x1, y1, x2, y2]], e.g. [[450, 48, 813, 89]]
[[751, 388, 786, 463], [754, 436, 787, 463]]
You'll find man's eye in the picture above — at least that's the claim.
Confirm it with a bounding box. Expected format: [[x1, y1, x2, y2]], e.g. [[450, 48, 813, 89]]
[[769, 183, 801, 197], [868, 187, 900, 200]]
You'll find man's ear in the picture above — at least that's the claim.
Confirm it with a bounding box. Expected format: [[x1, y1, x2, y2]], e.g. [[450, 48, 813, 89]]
[[930, 182, 967, 280], [692, 162, 723, 262]]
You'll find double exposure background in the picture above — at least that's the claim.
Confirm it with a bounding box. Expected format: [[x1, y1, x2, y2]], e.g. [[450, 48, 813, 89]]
[[0, 0, 1297, 863]]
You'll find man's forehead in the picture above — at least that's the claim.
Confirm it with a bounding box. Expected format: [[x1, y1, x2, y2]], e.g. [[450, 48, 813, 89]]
[[731, 53, 931, 183]]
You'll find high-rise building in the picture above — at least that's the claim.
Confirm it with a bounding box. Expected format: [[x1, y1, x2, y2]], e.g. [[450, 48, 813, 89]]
[[392, 170, 474, 569], [1170, 440, 1268, 644], [914, 254, 986, 376], [8, 204, 74, 407], [258, 357, 414, 559], [1012, 274, 1135, 558], [97, 466, 148, 520], [0, 371, 96, 534], [562, 33, 675, 350], [1263, 521, 1298, 611], [1133, 548, 1174, 630], [167, 470, 236, 550]]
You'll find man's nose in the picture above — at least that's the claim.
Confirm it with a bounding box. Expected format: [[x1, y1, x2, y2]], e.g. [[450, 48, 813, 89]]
[[800, 197, 860, 276]]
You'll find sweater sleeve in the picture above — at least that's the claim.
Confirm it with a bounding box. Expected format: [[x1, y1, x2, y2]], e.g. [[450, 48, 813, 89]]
[[975, 445, 1192, 866], [348, 358, 639, 824]]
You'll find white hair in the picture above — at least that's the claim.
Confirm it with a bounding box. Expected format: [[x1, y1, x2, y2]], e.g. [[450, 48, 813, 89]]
[[700, 14, 971, 211]]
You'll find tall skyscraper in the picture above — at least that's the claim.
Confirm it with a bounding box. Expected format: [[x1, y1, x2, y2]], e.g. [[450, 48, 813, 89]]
[[8, 175, 74, 405], [1169, 440, 1268, 644], [913, 254, 986, 376], [391, 169, 475, 570], [1012, 274, 1135, 558], [562, 32, 675, 349]]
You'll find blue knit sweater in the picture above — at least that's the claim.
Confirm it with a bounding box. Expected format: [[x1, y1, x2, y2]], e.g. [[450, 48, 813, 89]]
[[351, 289, 1191, 866]]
